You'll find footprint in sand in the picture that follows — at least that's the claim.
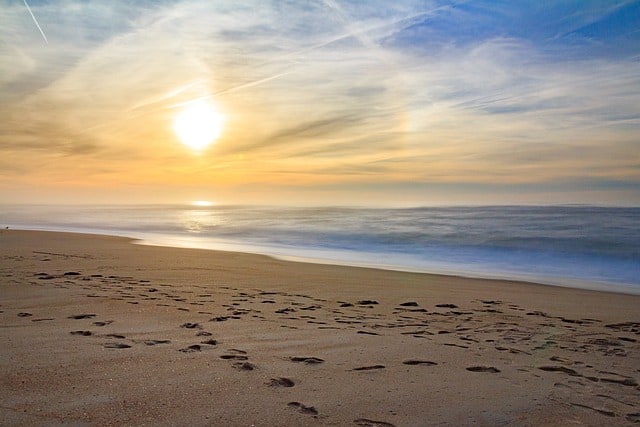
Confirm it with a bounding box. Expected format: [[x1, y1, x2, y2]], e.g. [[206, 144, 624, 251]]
[[466, 366, 501, 373], [233, 361, 256, 371], [290, 356, 324, 365], [220, 354, 248, 360], [180, 322, 201, 329], [70, 330, 92, 336], [104, 342, 131, 349], [179, 344, 202, 353], [435, 304, 458, 309], [68, 314, 96, 319], [599, 376, 638, 386], [17, 312, 33, 317], [354, 419, 396, 427], [105, 334, 126, 339], [144, 339, 171, 346], [268, 377, 295, 387], [93, 321, 113, 326], [353, 365, 386, 371], [399, 302, 419, 307], [626, 413, 640, 423], [538, 366, 580, 376], [287, 402, 318, 416], [571, 403, 616, 417]]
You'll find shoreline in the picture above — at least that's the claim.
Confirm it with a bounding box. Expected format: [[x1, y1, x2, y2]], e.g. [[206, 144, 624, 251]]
[[2, 229, 639, 425], [7, 226, 640, 296]]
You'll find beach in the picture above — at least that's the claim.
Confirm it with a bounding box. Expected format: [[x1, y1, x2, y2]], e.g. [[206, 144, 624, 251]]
[[1, 230, 639, 426]]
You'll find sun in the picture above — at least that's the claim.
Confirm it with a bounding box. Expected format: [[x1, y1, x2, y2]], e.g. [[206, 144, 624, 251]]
[[173, 99, 224, 150], [191, 200, 214, 207]]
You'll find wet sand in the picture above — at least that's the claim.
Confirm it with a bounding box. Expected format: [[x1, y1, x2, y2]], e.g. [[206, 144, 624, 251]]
[[1, 230, 639, 426]]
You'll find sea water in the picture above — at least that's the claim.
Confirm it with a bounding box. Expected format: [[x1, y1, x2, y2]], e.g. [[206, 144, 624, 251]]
[[1, 205, 638, 294]]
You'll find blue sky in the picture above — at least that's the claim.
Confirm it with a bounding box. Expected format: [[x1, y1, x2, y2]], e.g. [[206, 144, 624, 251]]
[[1, 1, 639, 205]]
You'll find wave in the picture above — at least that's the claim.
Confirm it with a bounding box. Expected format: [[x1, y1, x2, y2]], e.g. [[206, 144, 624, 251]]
[[1, 204, 638, 292]]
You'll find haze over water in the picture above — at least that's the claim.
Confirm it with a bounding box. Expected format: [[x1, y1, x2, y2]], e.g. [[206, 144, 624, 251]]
[[3, 204, 638, 294]]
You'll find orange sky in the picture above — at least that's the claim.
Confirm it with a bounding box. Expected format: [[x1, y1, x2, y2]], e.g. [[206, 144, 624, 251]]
[[1, 1, 639, 206]]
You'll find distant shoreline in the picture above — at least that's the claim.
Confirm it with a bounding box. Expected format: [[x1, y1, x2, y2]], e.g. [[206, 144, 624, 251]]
[[5, 227, 639, 296]]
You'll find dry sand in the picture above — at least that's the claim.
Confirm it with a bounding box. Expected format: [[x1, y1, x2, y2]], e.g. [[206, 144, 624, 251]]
[[1, 230, 639, 426]]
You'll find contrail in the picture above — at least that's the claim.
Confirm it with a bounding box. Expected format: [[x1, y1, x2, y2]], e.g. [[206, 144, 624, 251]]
[[23, 0, 48, 44], [322, 0, 378, 52], [165, 71, 294, 110], [212, 71, 293, 97], [277, 6, 447, 62], [126, 80, 205, 112]]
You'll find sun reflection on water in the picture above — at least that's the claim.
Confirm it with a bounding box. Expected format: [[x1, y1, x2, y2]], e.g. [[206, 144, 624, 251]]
[[181, 204, 222, 233]]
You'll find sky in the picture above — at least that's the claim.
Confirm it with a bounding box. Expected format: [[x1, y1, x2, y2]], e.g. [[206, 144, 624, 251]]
[[1, 0, 639, 206]]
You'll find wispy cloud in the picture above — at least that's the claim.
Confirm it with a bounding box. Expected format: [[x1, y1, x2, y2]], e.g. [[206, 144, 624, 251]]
[[0, 0, 638, 204]]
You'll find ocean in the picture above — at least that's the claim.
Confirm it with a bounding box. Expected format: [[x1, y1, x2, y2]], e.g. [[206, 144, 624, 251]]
[[1, 204, 639, 294]]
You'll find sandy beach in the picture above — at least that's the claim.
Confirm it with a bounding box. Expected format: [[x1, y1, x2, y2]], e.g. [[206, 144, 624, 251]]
[[1, 230, 639, 426]]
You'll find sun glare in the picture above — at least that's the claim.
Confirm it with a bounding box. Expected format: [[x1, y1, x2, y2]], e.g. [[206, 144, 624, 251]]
[[191, 200, 214, 207], [173, 100, 224, 150]]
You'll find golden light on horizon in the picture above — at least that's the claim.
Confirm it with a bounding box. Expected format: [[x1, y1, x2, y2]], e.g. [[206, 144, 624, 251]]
[[173, 99, 224, 151], [191, 200, 214, 207]]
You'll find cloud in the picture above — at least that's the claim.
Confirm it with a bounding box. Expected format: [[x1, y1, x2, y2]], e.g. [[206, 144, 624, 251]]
[[0, 0, 638, 204]]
